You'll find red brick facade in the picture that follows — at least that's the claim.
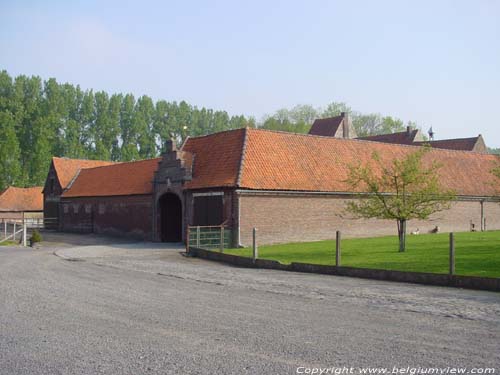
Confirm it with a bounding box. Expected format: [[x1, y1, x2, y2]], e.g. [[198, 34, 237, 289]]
[[59, 195, 153, 239], [237, 192, 500, 246]]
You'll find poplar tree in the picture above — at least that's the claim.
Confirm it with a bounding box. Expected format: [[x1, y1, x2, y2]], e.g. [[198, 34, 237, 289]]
[[0, 111, 22, 190], [120, 94, 139, 161], [135, 95, 155, 159]]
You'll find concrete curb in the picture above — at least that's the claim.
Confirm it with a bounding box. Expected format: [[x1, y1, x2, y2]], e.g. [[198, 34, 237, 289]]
[[188, 247, 500, 292]]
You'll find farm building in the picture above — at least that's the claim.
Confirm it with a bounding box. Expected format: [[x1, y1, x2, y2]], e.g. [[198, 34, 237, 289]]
[[0, 186, 43, 220], [309, 112, 488, 153], [43, 157, 116, 228], [44, 127, 500, 246]]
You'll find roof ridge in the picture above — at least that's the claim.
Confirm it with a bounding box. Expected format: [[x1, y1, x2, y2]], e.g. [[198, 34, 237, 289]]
[[236, 127, 249, 186], [52, 156, 117, 163], [416, 136, 480, 142], [65, 169, 81, 192], [76, 157, 161, 172], [186, 127, 246, 140]]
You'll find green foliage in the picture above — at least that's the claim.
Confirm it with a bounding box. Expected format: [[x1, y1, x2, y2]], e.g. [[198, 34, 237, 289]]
[[0, 70, 252, 189], [344, 146, 456, 251], [260, 101, 418, 137], [0, 69, 424, 191], [488, 147, 500, 155], [226, 231, 500, 278], [0, 111, 22, 188], [30, 230, 42, 243]]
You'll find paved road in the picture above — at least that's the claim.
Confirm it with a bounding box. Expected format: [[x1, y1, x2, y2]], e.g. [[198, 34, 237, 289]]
[[1, 234, 499, 374]]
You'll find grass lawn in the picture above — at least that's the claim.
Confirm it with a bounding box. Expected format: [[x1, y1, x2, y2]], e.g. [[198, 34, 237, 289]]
[[0, 240, 17, 246], [226, 231, 500, 278]]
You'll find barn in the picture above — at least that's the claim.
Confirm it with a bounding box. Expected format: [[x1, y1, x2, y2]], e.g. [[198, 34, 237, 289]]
[[0, 186, 43, 220], [43, 127, 500, 246], [43, 157, 116, 228], [310, 112, 488, 153]]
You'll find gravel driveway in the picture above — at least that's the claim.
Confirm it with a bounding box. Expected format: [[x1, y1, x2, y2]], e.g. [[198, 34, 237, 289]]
[[1, 233, 499, 374]]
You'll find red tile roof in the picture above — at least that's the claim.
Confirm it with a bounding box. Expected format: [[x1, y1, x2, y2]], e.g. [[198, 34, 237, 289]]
[[58, 128, 500, 198], [183, 128, 246, 189], [238, 128, 499, 196], [0, 186, 43, 212], [52, 157, 116, 189], [357, 129, 421, 145], [62, 158, 161, 197], [308, 115, 344, 137]]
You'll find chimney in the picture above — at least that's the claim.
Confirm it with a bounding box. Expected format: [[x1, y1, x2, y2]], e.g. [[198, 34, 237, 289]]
[[406, 125, 411, 135]]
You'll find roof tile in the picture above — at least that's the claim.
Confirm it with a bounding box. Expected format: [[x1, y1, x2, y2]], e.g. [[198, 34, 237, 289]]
[[0, 186, 43, 212], [182, 128, 246, 189], [62, 158, 161, 197], [357, 129, 421, 145], [239, 128, 499, 196], [308, 116, 344, 137], [53, 157, 116, 189]]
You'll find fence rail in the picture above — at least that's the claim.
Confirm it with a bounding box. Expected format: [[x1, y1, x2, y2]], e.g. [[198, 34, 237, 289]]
[[187, 225, 232, 251], [0, 217, 57, 229], [0, 219, 27, 246]]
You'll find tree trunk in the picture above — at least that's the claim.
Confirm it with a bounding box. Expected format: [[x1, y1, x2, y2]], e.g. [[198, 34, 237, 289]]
[[397, 219, 407, 252]]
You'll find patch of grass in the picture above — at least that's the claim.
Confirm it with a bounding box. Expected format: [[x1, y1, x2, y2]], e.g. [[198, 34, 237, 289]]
[[0, 240, 17, 246], [226, 231, 500, 278]]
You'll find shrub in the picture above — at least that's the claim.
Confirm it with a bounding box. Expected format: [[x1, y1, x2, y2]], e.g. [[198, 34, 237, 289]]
[[30, 230, 42, 243]]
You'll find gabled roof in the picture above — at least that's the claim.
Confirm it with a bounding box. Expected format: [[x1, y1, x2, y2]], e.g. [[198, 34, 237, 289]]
[[183, 128, 246, 189], [57, 128, 500, 199], [308, 115, 344, 137], [62, 158, 161, 198], [0, 186, 43, 212], [237, 128, 499, 196], [357, 129, 422, 145], [414, 136, 484, 152], [52, 157, 116, 189]]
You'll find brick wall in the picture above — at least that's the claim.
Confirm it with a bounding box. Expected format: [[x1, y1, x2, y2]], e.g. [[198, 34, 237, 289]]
[[238, 193, 500, 246], [60, 195, 153, 240]]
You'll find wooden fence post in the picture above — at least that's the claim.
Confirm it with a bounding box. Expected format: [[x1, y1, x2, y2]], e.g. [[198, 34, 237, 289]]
[[22, 222, 27, 247], [480, 200, 485, 232], [252, 228, 258, 264], [3, 220, 6, 239], [449, 232, 455, 275], [336, 230, 341, 267], [196, 226, 200, 247], [13, 222, 16, 241], [186, 226, 190, 253], [22, 213, 26, 247]]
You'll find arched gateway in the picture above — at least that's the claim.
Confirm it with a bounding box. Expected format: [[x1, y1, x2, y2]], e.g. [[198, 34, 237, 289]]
[[159, 193, 182, 242]]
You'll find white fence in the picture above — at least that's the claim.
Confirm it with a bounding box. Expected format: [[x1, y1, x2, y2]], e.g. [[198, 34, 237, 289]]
[[0, 219, 28, 246]]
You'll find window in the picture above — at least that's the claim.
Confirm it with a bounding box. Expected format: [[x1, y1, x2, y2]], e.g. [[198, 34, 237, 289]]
[[193, 194, 223, 226], [98, 204, 105, 215], [85, 204, 92, 214], [49, 178, 55, 194], [73, 204, 79, 214], [63, 204, 69, 214]]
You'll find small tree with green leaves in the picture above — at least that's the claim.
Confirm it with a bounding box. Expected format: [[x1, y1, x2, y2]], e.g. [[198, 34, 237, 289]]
[[345, 147, 456, 252], [490, 163, 500, 203]]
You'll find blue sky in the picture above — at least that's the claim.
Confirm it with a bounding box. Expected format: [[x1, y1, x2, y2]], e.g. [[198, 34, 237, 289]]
[[1, 0, 499, 146]]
